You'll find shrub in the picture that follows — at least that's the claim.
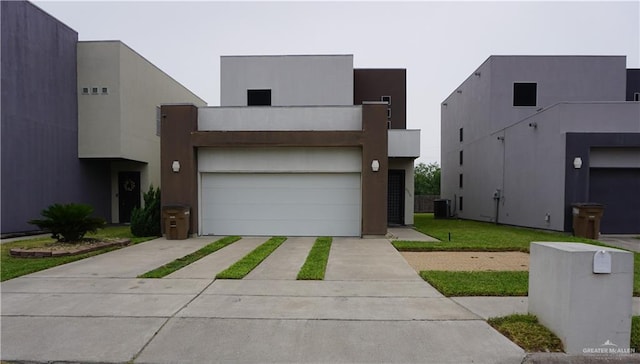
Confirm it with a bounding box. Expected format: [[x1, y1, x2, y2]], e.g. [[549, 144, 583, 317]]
[[29, 203, 106, 242], [130, 185, 161, 237]]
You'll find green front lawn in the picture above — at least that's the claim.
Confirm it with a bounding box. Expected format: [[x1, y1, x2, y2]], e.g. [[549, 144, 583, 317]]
[[1, 226, 157, 281], [420, 271, 528, 296], [400, 214, 639, 296], [396, 214, 599, 252], [488, 314, 564, 352]]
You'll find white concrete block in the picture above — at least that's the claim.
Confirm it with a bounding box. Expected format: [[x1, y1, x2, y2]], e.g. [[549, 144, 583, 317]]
[[528, 242, 634, 355]]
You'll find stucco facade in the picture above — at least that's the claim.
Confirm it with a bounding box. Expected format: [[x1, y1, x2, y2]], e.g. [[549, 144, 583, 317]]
[[162, 55, 419, 237], [78, 41, 206, 223], [441, 55, 640, 234]]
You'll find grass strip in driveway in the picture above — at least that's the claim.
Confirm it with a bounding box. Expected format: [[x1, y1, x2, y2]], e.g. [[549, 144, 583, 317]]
[[297, 237, 332, 280], [216, 236, 287, 279], [632, 316, 640, 352], [138, 236, 241, 278], [420, 271, 529, 296], [488, 314, 563, 352], [1, 226, 156, 282]]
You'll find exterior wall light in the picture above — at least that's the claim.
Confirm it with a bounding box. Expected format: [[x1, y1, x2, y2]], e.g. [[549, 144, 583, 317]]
[[371, 160, 380, 172], [172, 160, 180, 173], [573, 157, 582, 169]]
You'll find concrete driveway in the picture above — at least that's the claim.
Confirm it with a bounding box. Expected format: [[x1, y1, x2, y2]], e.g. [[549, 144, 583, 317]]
[[1, 235, 525, 363]]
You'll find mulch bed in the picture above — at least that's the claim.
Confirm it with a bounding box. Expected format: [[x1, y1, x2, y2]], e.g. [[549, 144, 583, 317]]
[[9, 238, 131, 258]]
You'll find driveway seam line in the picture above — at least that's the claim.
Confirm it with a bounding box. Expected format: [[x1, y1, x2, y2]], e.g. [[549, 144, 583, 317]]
[[129, 278, 218, 363]]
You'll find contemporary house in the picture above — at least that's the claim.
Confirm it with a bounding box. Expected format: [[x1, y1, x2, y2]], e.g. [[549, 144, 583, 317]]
[[441, 55, 640, 234], [161, 55, 420, 237], [1, 1, 205, 234]]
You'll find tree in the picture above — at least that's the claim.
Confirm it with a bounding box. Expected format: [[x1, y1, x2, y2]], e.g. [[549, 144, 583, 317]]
[[414, 162, 441, 195], [29, 203, 106, 242], [130, 185, 162, 237]]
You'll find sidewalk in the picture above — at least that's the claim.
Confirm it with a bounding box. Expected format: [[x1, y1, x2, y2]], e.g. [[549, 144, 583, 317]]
[[0, 235, 525, 363]]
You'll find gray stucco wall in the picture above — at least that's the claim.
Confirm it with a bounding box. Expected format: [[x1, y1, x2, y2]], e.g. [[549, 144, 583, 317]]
[[220, 55, 354, 107], [1, 1, 109, 234]]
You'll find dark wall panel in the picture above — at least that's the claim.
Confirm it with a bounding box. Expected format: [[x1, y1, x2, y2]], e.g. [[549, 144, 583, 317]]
[[354, 69, 406, 129]]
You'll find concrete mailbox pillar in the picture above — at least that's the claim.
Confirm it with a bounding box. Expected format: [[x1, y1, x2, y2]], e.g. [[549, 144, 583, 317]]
[[529, 242, 634, 355]]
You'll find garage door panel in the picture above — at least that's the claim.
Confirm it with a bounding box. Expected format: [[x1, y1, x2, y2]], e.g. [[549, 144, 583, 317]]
[[201, 173, 361, 236], [589, 168, 640, 234]]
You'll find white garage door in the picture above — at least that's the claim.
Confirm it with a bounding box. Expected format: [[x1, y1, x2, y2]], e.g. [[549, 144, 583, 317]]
[[201, 173, 361, 236]]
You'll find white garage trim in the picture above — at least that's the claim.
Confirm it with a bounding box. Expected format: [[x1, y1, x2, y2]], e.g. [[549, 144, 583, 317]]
[[198, 147, 362, 173], [200, 173, 361, 236]]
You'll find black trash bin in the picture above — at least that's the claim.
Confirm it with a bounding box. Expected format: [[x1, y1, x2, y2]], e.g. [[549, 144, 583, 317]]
[[434, 199, 450, 219], [162, 205, 190, 240]]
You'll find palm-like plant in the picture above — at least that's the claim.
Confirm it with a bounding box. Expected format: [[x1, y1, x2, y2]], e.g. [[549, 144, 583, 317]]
[[29, 203, 106, 242]]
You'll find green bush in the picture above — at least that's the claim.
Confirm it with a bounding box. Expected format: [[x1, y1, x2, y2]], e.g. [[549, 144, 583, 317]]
[[130, 185, 161, 237], [29, 203, 106, 242]]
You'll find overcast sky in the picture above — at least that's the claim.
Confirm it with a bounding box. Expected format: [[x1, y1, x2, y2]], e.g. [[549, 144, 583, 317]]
[[34, 1, 640, 164]]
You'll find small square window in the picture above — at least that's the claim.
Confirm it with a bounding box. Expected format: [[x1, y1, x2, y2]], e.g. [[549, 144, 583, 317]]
[[381, 95, 391, 105], [101, 87, 108, 94], [459, 128, 463, 142], [459, 173, 463, 189], [459, 196, 463, 211], [513, 82, 537, 106], [459, 150, 463, 165], [81, 87, 89, 95], [247, 89, 271, 106], [91, 87, 99, 95]]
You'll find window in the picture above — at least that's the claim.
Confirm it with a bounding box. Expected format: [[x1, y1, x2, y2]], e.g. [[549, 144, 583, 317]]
[[101, 87, 108, 95], [81, 87, 89, 95], [91, 87, 99, 95], [156, 106, 161, 137], [387, 108, 392, 119], [634, 92, 640, 101], [381, 95, 391, 105], [247, 89, 271, 106], [459, 173, 463, 189], [459, 196, 463, 211], [513, 82, 537, 106], [459, 150, 463, 165], [459, 128, 463, 142]]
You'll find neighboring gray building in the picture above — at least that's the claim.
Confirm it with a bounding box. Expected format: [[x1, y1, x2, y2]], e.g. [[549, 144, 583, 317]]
[[1, 1, 205, 234], [1, 1, 110, 234], [441, 55, 640, 234]]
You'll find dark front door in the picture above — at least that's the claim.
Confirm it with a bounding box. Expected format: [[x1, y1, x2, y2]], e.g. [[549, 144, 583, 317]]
[[388, 170, 405, 225], [118, 171, 141, 223]]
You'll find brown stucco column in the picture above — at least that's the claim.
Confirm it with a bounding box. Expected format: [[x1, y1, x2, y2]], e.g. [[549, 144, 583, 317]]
[[160, 104, 199, 235], [361, 103, 388, 236]]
